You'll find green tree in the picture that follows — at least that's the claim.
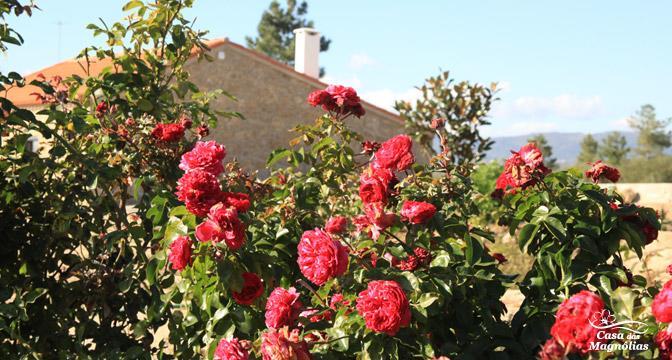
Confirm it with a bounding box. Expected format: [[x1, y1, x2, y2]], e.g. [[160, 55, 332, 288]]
[[246, 0, 331, 76], [577, 134, 599, 164], [527, 134, 557, 169], [598, 131, 629, 165], [628, 104, 672, 158], [394, 71, 495, 165]]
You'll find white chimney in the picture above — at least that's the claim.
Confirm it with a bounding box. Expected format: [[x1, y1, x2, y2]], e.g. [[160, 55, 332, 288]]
[[293, 28, 320, 78]]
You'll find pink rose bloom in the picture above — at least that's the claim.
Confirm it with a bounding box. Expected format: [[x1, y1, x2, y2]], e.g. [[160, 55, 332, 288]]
[[325, 216, 348, 234], [297, 228, 349, 285], [400, 200, 437, 224], [175, 170, 224, 217], [550, 290, 611, 355], [373, 135, 415, 171], [179, 140, 226, 175], [168, 235, 191, 271], [214, 337, 249, 360], [538, 338, 565, 360], [356, 280, 411, 335], [653, 280, 672, 323], [363, 202, 397, 240], [260, 327, 311, 360], [265, 287, 303, 329], [195, 204, 246, 250]]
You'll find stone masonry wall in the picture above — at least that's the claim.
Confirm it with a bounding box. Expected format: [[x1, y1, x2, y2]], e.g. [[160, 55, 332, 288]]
[[184, 43, 406, 172]]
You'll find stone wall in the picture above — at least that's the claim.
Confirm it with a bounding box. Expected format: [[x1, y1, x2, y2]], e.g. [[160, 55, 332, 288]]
[[184, 43, 406, 172]]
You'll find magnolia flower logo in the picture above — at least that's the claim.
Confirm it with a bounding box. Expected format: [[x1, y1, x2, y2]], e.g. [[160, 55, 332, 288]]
[[591, 309, 616, 327], [589, 310, 648, 334]]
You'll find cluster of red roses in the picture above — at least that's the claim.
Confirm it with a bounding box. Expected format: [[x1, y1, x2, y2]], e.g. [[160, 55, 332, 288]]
[[492, 143, 551, 199], [170, 140, 253, 270], [307, 85, 365, 119]]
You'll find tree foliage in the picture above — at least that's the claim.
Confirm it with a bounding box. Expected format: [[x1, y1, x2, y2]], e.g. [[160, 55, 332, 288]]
[[245, 0, 331, 76], [628, 104, 672, 159], [599, 131, 630, 166], [577, 133, 599, 164], [395, 71, 495, 165]]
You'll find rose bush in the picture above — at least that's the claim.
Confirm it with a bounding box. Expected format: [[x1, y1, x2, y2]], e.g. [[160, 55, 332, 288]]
[[2, 1, 670, 358]]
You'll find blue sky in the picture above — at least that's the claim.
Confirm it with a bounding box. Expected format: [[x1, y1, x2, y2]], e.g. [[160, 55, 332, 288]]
[[2, 1, 670, 136]]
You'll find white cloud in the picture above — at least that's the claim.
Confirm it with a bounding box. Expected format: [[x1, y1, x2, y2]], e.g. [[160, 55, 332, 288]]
[[348, 53, 376, 70], [611, 116, 631, 130], [319, 75, 362, 89], [492, 94, 604, 120], [361, 88, 422, 112]]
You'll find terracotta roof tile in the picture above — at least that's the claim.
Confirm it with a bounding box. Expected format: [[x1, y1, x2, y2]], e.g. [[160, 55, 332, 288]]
[[5, 38, 400, 121]]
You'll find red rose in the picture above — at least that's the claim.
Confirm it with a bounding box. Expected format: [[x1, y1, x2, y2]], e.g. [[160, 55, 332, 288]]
[[260, 327, 311, 360], [359, 173, 389, 205], [550, 290, 611, 354], [95, 101, 109, 118], [222, 192, 251, 213], [656, 324, 672, 360], [214, 337, 249, 360], [151, 123, 185, 142], [325, 216, 348, 234], [232, 272, 264, 305], [307, 89, 334, 110], [653, 280, 672, 323], [538, 338, 566, 360], [373, 135, 415, 171], [400, 200, 437, 224], [265, 287, 303, 329], [195, 204, 246, 249], [307, 85, 364, 119], [168, 235, 191, 271], [179, 140, 226, 175], [176, 170, 224, 217], [642, 221, 659, 244], [297, 228, 349, 285], [362, 202, 397, 240], [585, 160, 620, 183], [329, 293, 350, 310], [493, 143, 551, 195], [356, 280, 411, 335], [396, 247, 432, 271]]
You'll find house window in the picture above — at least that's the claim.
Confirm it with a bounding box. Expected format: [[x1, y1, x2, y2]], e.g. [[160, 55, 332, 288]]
[[26, 136, 39, 153]]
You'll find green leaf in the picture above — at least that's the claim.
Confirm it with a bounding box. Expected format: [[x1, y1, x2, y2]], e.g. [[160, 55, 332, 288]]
[[24, 288, 47, 304], [518, 223, 539, 251]]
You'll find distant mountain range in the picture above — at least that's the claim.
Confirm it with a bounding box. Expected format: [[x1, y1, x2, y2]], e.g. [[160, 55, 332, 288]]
[[486, 132, 640, 165]]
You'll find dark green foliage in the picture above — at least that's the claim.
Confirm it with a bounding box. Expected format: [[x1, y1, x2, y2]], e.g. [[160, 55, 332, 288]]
[[245, 0, 331, 76], [395, 71, 495, 165]]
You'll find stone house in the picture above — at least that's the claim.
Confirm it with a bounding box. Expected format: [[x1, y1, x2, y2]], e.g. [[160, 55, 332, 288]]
[[6, 29, 405, 171]]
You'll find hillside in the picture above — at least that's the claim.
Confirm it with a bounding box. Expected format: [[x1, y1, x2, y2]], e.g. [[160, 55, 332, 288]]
[[487, 131, 640, 165]]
